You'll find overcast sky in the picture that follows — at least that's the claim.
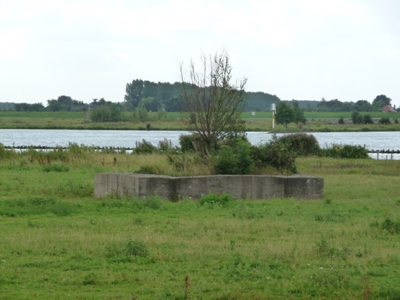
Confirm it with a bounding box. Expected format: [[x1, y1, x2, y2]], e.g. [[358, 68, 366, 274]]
[[1, 0, 399, 107]]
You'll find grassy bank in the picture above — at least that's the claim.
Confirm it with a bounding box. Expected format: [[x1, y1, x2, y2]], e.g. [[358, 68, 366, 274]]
[[1, 111, 400, 131], [0, 149, 400, 299]]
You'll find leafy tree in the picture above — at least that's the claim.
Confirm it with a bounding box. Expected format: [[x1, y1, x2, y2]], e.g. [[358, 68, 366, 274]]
[[180, 50, 248, 155], [138, 97, 164, 112], [338, 116, 344, 124], [292, 100, 306, 127], [351, 111, 361, 124], [317, 99, 344, 112], [276, 102, 294, 127], [372, 95, 391, 110], [354, 100, 373, 112], [15, 103, 44, 111], [90, 103, 122, 122], [164, 94, 184, 112], [46, 95, 82, 111], [132, 107, 150, 122], [124, 79, 144, 110], [244, 92, 280, 112]]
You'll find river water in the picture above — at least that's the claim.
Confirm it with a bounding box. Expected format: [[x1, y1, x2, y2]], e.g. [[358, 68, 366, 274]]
[[1, 129, 400, 159]]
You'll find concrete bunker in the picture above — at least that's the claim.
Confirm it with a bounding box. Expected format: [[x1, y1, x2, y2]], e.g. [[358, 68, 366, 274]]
[[94, 174, 324, 200]]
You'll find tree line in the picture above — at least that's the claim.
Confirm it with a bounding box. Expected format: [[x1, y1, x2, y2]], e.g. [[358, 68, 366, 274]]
[[310, 95, 395, 112], [2, 82, 396, 117], [123, 79, 280, 113]]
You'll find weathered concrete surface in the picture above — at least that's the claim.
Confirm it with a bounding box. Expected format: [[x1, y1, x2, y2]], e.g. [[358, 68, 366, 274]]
[[94, 174, 324, 200]]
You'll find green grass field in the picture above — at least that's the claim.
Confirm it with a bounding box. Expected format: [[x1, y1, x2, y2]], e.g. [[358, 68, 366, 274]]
[[0, 148, 399, 299], [1, 110, 399, 132]]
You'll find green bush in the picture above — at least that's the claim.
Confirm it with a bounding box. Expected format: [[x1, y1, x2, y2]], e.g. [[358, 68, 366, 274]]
[[134, 139, 156, 154], [213, 138, 253, 175], [276, 133, 320, 156], [319, 144, 369, 159], [379, 117, 391, 125], [381, 218, 400, 234], [251, 136, 297, 174], [198, 193, 235, 207], [363, 115, 373, 124], [179, 134, 195, 152]]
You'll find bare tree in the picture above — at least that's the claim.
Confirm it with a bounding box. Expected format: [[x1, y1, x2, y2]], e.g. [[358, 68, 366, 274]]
[[180, 50, 248, 155]]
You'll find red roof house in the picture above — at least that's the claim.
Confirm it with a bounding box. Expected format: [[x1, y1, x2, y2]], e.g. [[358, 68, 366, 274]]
[[382, 105, 396, 112]]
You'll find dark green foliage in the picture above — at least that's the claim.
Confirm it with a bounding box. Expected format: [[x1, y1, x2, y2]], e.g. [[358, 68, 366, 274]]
[[351, 112, 362, 124], [318, 99, 350, 112], [198, 193, 235, 207], [292, 100, 307, 127], [179, 134, 195, 152], [132, 107, 150, 122], [90, 103, 123, 122], [354, 100, 373, 112], [319, 144, 369, 159], [213, 138, 253, 175], [47, 95, 78, 112], [352, 112, 373, 124], [134, 139, 156, 154], [339, 145, 369, 158], [372, 94, 391, 110], [338, 116, 344, 124], [379, 117, 391, 125], [276, 102, 295, 127], [124, 79, 280, 113], [138, 97, 163, 112], [251, 135, 297, 174], [276, 133, 320, 156], [381, 218, 400, 234], [15, 102, 45, 112], [363, 114, 373, 124]]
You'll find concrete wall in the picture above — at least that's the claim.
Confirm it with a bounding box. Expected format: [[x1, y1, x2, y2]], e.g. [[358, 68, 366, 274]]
[[94, 174, 324, 200]]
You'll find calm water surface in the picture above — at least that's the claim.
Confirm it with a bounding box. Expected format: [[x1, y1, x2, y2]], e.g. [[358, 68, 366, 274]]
[[1, 129, 400, 154]]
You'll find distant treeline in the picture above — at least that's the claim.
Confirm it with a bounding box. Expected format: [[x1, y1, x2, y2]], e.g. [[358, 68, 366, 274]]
[[1, 79, 397, 114], [123, 79, 281, 112]]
